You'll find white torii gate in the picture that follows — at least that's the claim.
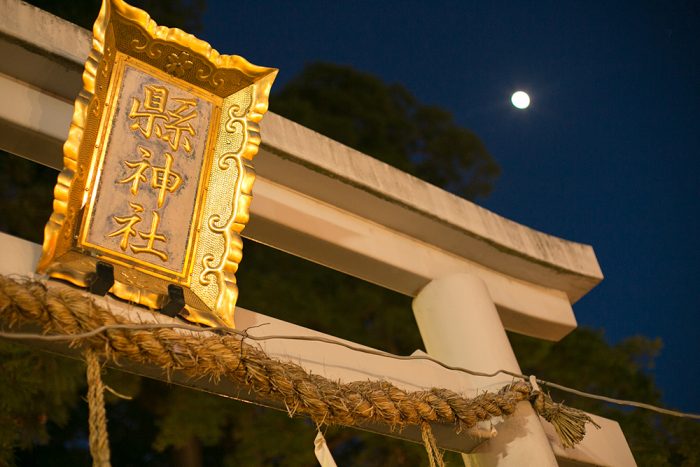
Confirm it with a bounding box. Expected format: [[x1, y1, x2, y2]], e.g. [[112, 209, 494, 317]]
[[0, 1, 635, 465]]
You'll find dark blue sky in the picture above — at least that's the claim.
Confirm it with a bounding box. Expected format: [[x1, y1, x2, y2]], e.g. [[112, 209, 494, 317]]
[[201, 1, 699, 412]]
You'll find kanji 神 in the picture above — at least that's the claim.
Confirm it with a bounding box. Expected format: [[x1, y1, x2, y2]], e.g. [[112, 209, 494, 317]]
[[117, 146, 182, 207], [117, 146, 152, 195], [151, 152, 182, 208]]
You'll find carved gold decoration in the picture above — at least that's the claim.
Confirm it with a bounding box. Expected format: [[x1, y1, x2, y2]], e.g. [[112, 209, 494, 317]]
[[37, 0, 277, 327]]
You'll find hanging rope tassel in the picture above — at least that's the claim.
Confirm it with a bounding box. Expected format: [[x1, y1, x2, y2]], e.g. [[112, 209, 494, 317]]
[[535, 394, 600, 448], [525, 376, 600, 449], [85, 350, 112, 467]]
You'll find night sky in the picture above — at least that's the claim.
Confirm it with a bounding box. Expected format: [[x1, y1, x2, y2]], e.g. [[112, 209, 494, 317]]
[[201, 1, 699, 413]]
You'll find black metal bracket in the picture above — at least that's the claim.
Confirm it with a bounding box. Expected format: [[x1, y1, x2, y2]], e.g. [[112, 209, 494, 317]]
[[87, 261, 185, 317], [88, 261, 115, 296], [162, 284, 186, 317]]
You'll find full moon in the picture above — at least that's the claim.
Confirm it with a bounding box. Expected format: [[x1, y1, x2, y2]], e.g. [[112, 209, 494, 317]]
[[511, 91, 530, 109]]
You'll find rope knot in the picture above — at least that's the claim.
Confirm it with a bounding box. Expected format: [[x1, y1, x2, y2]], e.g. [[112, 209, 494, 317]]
[[528, 375, 546, 413]]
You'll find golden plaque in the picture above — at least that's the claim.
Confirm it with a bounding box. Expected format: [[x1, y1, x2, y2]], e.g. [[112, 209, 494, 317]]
[[37, 0, 277, 327]]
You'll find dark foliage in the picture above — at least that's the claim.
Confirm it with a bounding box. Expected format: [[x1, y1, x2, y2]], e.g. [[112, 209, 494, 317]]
[[272, 63, 499, 200], [1, 2, 697, 465]]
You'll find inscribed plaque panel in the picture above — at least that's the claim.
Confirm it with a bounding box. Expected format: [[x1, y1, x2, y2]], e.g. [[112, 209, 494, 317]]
[[83, 61, 212, 276]]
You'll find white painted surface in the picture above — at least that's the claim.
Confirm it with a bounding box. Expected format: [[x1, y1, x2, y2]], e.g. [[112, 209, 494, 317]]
[[248, 178, 578, 340], [413, 273, 559, 466], [0, 73, 71, 142], [544, 413, 636, 467], [258, 114, 603, 301], [0, 0, 90, 65], [0, 232, 43, 276]]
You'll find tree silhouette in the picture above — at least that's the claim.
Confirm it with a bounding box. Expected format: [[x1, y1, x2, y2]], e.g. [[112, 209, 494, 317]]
[[0, 2, 696, 465], [273, 62, 499, 200]]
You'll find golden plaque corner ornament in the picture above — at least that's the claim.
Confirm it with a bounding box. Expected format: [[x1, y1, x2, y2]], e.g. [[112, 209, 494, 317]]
[[36, 0, 277, 328]]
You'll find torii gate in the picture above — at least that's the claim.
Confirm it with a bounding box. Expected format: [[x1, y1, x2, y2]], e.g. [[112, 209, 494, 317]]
[[0, 0, 635, 465]]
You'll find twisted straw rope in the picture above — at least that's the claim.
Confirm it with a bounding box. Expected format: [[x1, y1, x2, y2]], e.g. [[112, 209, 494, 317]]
[[85, 350, 111, 467], [0, 275, 594, 449], [421, 422, 446, 467]]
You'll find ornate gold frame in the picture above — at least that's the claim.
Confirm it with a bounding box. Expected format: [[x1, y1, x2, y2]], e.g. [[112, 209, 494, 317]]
[[37, 0, 277, 327]]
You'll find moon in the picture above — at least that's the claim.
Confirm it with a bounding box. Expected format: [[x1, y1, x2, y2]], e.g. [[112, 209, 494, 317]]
[[511, 91, 531, 109]]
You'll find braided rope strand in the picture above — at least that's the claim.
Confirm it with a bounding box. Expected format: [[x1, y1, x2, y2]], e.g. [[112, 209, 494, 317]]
[[0, 275, 596, 450]]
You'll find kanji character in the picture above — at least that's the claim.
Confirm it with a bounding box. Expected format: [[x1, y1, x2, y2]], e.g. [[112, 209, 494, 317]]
[[108, 202, 144, 251]]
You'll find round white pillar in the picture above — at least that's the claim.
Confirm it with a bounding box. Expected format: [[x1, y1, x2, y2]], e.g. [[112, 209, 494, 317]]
[[412, 273, 557, 467]]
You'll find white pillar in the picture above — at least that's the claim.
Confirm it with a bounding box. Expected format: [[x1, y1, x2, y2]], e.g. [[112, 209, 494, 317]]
[[412, 273, 558, 467]]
